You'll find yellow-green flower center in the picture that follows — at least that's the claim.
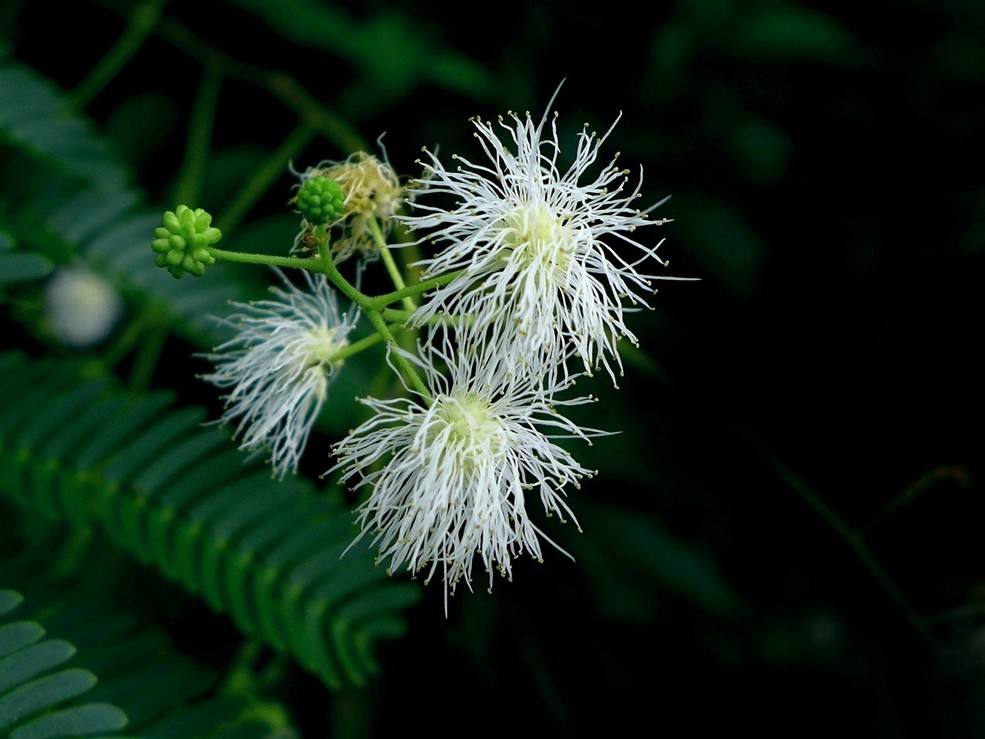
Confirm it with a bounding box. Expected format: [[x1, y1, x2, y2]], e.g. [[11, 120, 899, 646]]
[[305, 327, 348, 366], [501, 203, 573, 275], [437, 392, 501, 448]]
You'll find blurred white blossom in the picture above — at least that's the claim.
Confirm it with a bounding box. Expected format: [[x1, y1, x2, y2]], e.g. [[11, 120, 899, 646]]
[[45, 267, 122, 347]]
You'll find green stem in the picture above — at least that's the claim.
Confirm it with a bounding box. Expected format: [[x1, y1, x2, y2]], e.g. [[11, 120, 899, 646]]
[[216, 123, 316, 235], [315, 235, 430, 401], [130, 323, 167, 390], [757, 441, 928, 638], [106, 8, 367, 153], [317, 241, 372, 310], [369, 217, 416, 312], [380, 307, 467, 328], [206, 243, 461, 321], [368, 270, 464, 310], [173, 65, 221, 205], [381, 308, 415, 323], [866, 466, 969, 532], [328, 332, 384, 363], [207, 247, 321, 272], [366, 310, 432, 402], [101, 307, 152, 367], [72, 0, 165, 110]]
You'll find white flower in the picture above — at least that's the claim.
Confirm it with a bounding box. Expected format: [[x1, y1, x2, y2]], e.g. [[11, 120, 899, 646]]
[[402, 88, 672, 383], [204, 271, 355, 478], [332, 337, 602, 607], [45, 267, 122, 347]]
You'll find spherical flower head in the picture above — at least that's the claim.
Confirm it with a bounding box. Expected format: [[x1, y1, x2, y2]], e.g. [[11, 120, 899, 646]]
[[293, 152, 404, 262], [203, 270, 356, 479], [293, 176, 345, 225], [402, 88, 671, 383], [332, 337, 602, 606], [152, 205, 222, 278], [44, 267, 122, 347]]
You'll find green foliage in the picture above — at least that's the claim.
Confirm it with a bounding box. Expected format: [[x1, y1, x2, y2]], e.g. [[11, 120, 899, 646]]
[[672, 195, 766, 301], [0, 588, 129, 738], [105, 93, 179, 172], [1, 174, 261, 346], [730, 6, 866, 63], [224, 0, 496, 109], [0, 564, 295, 738], [569, 500, 743, 623], [0, 58, 265, 346], [0, 352, 420, 691], [0, 60, 127, 187], [0, 230, 52, 286]]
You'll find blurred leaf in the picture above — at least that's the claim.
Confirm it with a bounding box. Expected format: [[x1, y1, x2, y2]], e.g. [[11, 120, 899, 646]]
[[569, 500, 743, 622], [0, 60, 127, 186], [0, 352, 421, 691], [730, 6, 866, 64], [232, 213, 299, 255], [728, 116, 792, 184], [0, 560, 297, 738], [645, 22, 693, 98], [105, 93, 179, 170], [224, 0, 495, 106], [0, 252, 52, 284], [0, 588, 128, 738], [674, 195, 766, 300], [201, 145, 266, 213], [0, 226, 52, 284]]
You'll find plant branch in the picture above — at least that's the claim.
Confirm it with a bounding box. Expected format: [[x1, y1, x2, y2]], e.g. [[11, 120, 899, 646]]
[[752, 436, 928, 638], [207, 247, 321, 271], [173, 65, 221, 205], [368, 270, 463, 310], [72, 0, 165, 110], [96, 2, 367, 154], [328, 331, 385, 363], [216, 123, 316, 236], [366, 310, 432, 402], [369, 217, 415, 312]]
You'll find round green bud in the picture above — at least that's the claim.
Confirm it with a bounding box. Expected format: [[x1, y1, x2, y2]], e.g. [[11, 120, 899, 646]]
[[152, 205, 222, 278], [295, 176, 345, 225]]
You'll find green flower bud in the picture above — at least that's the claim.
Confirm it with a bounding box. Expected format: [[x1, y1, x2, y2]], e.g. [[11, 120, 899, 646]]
[[152, 205, 222, 278], [295, 176, 345, 225]]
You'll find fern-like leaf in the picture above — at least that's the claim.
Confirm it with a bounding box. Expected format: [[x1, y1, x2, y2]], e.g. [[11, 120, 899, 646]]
[[0, 352, 419, 690], [0, 588, 130, 738], [0, 59, 264, 346], [0, 556, 296, 739], [0, 60, 127, 187], [0, 230, 52, 285]]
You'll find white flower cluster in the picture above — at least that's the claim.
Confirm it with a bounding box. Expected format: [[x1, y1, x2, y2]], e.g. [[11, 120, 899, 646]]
[[205, 89, 671, 604]]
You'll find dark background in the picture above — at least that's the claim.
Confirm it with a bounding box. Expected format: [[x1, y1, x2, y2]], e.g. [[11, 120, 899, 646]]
[[3, 0, 984, 736]]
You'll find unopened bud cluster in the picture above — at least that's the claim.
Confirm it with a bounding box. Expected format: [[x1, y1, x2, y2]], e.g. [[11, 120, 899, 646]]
[[293, 152, 404, 262], [293, 176, 345, 225], [152, 205, 222, 278]]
